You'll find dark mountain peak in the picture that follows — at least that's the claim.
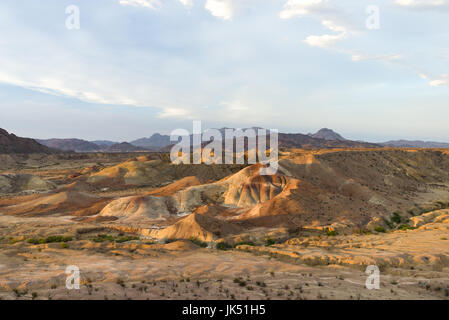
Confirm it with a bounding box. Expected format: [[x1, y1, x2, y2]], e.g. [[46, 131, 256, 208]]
[[130, 134, 171, 148], [0, 128, 10, 135], [0, 128, 56, 154], [151, 133, 165, 138], [309, 128, 346, 141]]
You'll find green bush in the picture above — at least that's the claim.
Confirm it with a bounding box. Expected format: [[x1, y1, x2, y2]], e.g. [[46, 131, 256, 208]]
[[8, 237, 20, 245], [374, 226, 386, 233], [189, 237, 208, 248], [385, 220, 394, 229], [27, 235, 72, 245], [354, 228, 371, 235], [265, 238, 276, 246], [116, 236, 139, 243], [391, 212, 402, 224], [216, 242, 233, 250], [325, 229, 337, 236], [398, 225, 415, 231]]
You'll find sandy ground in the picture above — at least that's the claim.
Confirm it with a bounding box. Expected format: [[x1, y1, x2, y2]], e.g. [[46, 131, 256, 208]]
[[0, 214, 447, 300]]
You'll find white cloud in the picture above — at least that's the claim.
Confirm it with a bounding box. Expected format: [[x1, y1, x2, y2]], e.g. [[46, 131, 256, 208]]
[[322, 19, 347, 33], [279, 0, 329, 19], [158, 107, 192, 118], [303, 18, 350, 48], [430, 75, 449, 86], [118, 0, 161, 9], [280, 0, 352, 48], [304, 33, 346, 48], [419, 73, 449, 86], [205, 0, 234, 20], [279, 0, 446, 90]]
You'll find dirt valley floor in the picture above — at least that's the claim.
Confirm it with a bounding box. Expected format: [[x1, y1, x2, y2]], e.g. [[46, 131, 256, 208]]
[[0, 149, 448, 300]]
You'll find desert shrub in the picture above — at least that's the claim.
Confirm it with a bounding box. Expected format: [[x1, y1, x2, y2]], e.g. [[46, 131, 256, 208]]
[[354, 228, 371, 235], [374, 226, 386, 233], [45, 236, 72, 243], [325, 228, 337, 236], [116, 236, 139, 243], [216, 242, 233, 250], [233, 278, 247, 287], [27, 236, 72, 245], [391, 212, 402, 224], [12, 289, 20, 297], [385, 220, 394, 229], [60, 242, 68, 249], [189, 237, 208, 248], [8, 237, 20, 245], [13, 289, 27, 297], [398, 225, 415, 231], [234, 241, 255, 247], [116, 278, 126, 288], [265, 238, 276, 246]]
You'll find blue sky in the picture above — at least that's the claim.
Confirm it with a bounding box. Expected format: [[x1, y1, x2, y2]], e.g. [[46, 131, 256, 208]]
[[0, 0, 448, 142]]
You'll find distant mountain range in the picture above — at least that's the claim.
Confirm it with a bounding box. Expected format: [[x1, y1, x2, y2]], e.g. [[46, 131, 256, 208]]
[[381, 140, 449, 148], [36, 139, 101, 152], [37, 138, 150, 153], [129, 128, 378, 151], [91, 140, 118, 147], [3, 127, 449, 154]]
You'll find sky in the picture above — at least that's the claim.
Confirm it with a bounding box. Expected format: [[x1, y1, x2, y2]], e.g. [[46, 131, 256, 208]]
[[0, 0, 448, 142]]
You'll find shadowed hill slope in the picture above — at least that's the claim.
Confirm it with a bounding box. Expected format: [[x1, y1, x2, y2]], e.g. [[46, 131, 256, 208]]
[[0, 128, 56, 154]]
